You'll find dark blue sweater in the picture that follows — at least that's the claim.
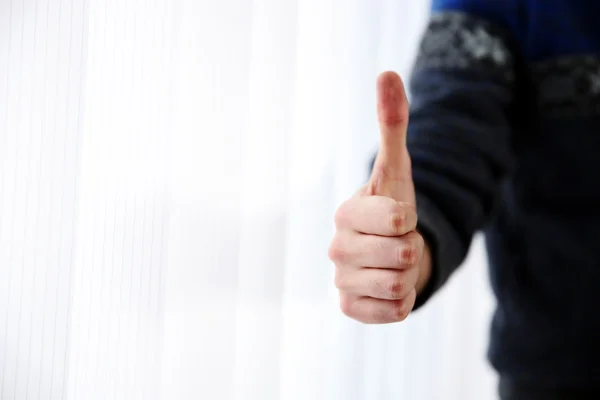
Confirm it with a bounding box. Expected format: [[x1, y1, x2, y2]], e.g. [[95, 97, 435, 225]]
[[404, 0, 600, 392]]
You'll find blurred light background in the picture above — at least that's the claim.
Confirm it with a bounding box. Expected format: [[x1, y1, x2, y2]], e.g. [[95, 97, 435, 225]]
[[0, 0, 497, 399]]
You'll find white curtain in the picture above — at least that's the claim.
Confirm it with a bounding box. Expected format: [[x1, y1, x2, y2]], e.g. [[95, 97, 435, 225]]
[[0, 0, 498, 399]]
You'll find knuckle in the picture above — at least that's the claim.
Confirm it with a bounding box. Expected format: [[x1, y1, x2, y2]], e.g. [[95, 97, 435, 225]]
[[397, 243, 419, 267], [389, 202, 416, 234], [386, 278, 405, 299], [328, 235, 346, 263], [391, 300, 410, 322], [375, 276, 404, 299], [334, 200, 352, 228], [389, 204, 407, 234]]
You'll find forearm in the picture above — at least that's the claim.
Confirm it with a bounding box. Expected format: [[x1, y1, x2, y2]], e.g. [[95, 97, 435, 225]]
[[406, 9, 519, 309]]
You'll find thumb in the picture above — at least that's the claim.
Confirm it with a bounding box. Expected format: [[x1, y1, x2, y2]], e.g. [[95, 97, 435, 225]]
[[367, 71, 415, 203]]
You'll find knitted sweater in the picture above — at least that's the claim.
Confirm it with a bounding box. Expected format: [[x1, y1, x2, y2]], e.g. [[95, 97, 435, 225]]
[[405, 0, 600, 391]]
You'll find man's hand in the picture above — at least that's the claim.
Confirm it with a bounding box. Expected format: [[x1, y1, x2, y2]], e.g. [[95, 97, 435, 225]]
[[328, 71, 431, 324]]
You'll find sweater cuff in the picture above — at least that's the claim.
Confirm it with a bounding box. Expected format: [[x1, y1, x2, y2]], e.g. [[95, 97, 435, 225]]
[[413, 193, 465, 310]]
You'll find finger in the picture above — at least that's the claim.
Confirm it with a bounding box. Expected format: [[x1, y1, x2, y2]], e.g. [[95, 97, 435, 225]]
[[339, 289, 416, 324], [335, 266, 419, 300], [376, 71, 409, 164], [328, 231, 424, 269], [367, 71, 414, 202], [334, 195, 417, 236]]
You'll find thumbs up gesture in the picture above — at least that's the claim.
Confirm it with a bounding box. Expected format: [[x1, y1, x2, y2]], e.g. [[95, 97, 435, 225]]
[[328, 72, 431, 324]]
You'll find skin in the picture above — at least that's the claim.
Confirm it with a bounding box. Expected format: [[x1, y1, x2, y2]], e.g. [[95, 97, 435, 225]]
[[328, 71, 432, 324]]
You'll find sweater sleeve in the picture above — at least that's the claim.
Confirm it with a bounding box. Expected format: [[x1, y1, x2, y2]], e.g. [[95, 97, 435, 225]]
[[404, 5, 521, 308]]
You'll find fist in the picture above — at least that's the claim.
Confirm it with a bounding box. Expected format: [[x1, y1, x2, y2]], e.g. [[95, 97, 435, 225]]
[[328, 71, 429, 324]]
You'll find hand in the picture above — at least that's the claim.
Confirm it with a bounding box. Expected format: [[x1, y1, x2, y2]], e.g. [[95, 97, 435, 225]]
[[328, 71, 431, 324]]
